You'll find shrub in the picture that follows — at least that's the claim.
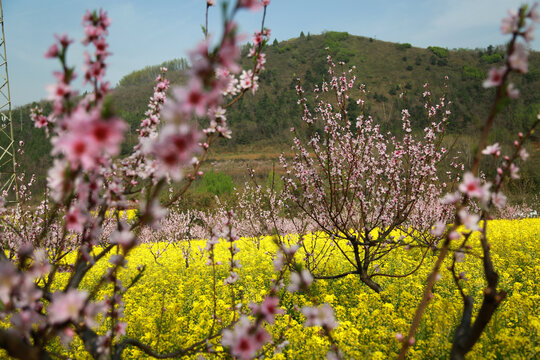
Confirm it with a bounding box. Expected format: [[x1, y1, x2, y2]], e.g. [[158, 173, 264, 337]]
[[428, 46, 449, 58], [196, 171, 235, 197]]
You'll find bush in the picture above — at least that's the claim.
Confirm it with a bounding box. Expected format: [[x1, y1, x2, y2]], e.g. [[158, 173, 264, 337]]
[[396, 43, 412, 50], [462, 65, 485, 80], [428, 46, 449, 58], [197, 171, 235, 197], [481, 53, 504, 63]]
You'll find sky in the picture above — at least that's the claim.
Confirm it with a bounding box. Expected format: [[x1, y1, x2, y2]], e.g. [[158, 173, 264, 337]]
[[4, 0, 539, 107]]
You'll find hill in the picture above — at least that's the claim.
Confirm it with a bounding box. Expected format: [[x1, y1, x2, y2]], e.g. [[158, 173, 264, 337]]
[[7, 31, 540, 199]]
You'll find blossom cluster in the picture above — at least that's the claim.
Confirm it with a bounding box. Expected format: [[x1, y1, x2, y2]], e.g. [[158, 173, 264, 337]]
[[483, 4, 539, 96], [0, 1, 273, 359]]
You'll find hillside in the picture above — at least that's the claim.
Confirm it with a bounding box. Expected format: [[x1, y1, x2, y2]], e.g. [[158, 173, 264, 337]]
[[7, 31, 540, 197]]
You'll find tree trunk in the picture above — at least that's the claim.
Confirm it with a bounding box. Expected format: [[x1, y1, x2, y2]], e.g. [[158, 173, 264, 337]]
[[360, 271, 382, 293]]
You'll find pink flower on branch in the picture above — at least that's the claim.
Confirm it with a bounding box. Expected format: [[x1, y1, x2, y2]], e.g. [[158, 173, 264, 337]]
[[47, 290, 88, 325], [483, 66, 507, 88], [458, 209, 480, 232], [250, 296, 284, 324], [222, 316, 271, 360], [302, 304, 337, 330], [481, 143, 501, 156], [509, 43, 529, 73], [458, 172, 489, 200], [501, 10, 519, 34], [152, 124, 201, 181], [238, 0, 262, 11]]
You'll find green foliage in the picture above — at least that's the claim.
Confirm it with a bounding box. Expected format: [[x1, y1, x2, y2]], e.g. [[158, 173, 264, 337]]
[[336, 48, 355, 63], [462, 65, 485, 80], [437, 58, 448, 66], [324, 31, 349, 42], [196, 170, 235, 197], [428, 46, 449, 58], [524, 68, 540, 82], [481, 53, 504, 64], [323, 31, 349, 52], [272, 38, 278, 46], [396, 43, 412, 50]]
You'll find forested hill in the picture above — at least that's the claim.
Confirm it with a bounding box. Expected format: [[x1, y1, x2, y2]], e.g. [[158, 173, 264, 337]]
[[9, 31, 540, 191]]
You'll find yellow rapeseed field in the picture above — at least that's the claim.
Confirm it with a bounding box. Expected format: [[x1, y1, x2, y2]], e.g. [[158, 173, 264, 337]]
[[12, 218, 540, 359]]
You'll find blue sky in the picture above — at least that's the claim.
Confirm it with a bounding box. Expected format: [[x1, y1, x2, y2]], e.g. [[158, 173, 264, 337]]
[[4, 0, 539, 107]]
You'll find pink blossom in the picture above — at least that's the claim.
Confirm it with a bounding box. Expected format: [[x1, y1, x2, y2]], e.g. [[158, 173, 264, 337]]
[[54, 33, 74, 47], [458, 172, 488, 199], [288, 269, 313, 292], [222, 316, 270, 360], [66, 206, 86, 233], [441, 191, 461, 205], [111, 228, 136, 251], [302, 304, 337, 330], [171, 79, 208, 118], [46, 82, 72, 100], [523, 25, 536, 42], [255, 296, 283, 324], [431, 221, 446, 237], [491, 192, 507, 209], [458, 209, 480, 232], [44, 44, 59, 58], [481, 143, 501, 156], [238, 0, 262, 11], [519, 148, 529, 161], [52, 132, 97, 170], [509, 43, 529, 73], [87, 117, 126, 156], [224, 271, 239, 284], [152, 124, 201, 181], [501, 10, 519, 34], [510, 163, 520, 179], [506, 83, 520, 98], [483, 66, 506, 88], [48, 290, 88, 324], [218, 34, 241, 73], [207, 0, 215, 6]]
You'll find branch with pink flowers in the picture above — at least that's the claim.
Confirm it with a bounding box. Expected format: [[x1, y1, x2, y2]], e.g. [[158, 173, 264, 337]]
[[398, 4, 540, 359], [0, 1, 275, 359]]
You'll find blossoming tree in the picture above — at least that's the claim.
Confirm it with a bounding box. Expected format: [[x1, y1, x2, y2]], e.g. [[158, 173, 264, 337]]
[[279, 54, 453, 292], [0, 1, 277, 358]]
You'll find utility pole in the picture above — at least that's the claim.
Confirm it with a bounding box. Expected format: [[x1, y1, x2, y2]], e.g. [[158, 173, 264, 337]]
[[0, 0, 19, 203]]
